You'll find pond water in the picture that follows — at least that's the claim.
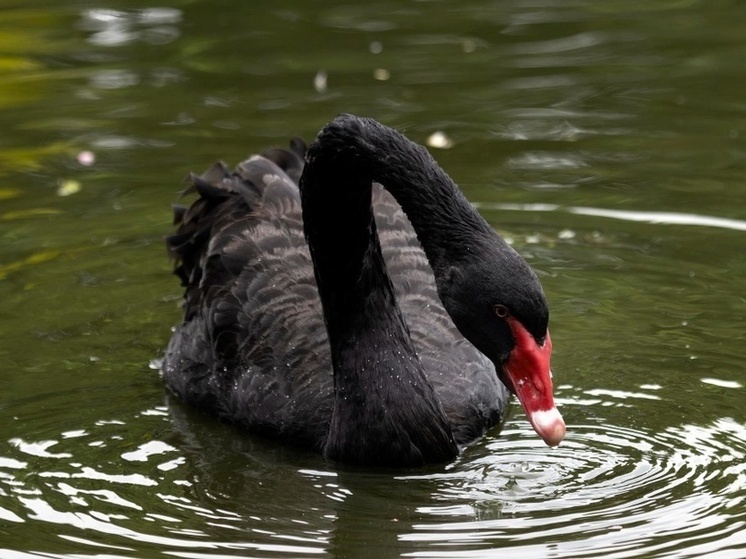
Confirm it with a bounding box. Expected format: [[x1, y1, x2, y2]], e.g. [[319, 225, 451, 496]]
[[1, 0, 745, 557]]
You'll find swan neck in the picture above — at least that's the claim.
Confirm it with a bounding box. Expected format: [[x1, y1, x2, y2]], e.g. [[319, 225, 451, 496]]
[[302, 115, 495, 278], [299, 115, 461, 465]]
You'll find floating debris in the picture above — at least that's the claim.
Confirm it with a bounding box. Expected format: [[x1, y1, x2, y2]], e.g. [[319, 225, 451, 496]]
[[57, 179, 81, 197], [313, 70, 327, 93], [77, 150, 95, 166], [462, 39, 477, 53], [373, 68, 390, 81], [426, 131, 453, 149]]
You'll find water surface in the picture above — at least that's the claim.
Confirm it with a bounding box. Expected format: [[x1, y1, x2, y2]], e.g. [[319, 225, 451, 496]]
[[1, 1, 745, 557]]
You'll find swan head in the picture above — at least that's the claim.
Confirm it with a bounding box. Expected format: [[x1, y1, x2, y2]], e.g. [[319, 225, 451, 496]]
[[438, 241, 566, 447], [498, 315, 565, 447]]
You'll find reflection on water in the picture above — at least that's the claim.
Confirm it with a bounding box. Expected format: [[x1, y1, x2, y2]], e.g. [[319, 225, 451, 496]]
[[2, 0, 746, 557], [80, 7, 182, 47], [480, 203, 746, 232], [1, 389, 745, 558]]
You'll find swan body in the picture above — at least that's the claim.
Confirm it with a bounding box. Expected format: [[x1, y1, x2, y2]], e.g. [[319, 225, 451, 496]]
[[163, 115, 564, 466]]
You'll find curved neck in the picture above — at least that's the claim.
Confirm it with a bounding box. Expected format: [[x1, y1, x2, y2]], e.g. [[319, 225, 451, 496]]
[[299, 115, 472, 465], [304, 116, 495, 279]]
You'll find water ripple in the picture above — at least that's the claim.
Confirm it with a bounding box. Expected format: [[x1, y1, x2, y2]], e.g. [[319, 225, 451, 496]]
[[476, 202, 746, 232], [400, 416, 746, 558], [1, 398, 744, 558]]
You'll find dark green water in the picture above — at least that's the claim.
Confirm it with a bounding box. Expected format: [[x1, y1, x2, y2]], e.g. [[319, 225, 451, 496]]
[[1, 1, 745, 557]]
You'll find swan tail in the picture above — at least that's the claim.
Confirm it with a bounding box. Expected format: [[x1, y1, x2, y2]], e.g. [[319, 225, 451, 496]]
[[166, 137, 310, 377], [167, 140, 307, 292]]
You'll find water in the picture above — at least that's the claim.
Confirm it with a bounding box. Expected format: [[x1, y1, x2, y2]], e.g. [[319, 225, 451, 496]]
[[1, 0, 745, 557]]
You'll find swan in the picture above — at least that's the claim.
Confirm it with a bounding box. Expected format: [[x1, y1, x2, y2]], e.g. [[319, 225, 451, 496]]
[[162, 114, 565, 467]]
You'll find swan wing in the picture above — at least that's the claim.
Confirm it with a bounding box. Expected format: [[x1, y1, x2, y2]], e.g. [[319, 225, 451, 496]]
[[372, 184, 509, 443], [163, 146, 333, 446]]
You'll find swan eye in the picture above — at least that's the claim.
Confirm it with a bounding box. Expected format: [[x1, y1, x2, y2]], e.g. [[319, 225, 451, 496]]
[[494, 304, 509, 318]]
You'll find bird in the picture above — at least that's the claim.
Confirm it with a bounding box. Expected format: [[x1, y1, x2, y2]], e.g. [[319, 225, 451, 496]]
[[162, 114, 565, 467]]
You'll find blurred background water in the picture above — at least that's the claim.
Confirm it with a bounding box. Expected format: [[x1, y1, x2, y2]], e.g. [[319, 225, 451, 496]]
[[1, 1, 745, 557]]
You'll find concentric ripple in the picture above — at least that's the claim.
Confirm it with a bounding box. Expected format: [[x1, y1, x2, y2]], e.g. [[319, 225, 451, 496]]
[[400, 416, 746, 558], [1, 395, 745, 558]]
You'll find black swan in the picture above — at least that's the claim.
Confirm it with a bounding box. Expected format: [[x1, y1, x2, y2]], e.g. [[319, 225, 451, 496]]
[[163, 114, 565, 467]]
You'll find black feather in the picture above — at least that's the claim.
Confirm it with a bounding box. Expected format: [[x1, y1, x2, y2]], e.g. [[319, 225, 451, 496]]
[[161, 119, 554, 467]]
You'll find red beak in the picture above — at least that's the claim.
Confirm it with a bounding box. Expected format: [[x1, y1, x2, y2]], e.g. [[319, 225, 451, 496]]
[[501, 317, 565, 446]]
